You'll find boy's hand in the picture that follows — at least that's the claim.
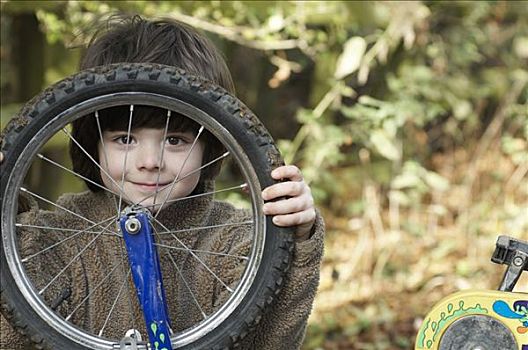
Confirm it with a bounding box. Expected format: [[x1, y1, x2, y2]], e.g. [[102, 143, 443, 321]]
[[262, 165, 316, 241]]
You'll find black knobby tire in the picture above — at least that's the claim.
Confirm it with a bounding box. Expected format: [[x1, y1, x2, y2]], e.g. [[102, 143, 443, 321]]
[[0, 63, 294, 349]]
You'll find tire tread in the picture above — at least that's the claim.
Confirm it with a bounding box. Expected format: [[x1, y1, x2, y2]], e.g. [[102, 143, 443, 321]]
[[1, 63, 293, 350]]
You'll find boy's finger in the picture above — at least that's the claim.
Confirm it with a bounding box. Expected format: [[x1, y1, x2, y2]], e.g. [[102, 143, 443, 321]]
[[271, 208, 316, 227], [263, 196, 310, 215], [271, 165, 303, 181], [262, 181, 304, 200]]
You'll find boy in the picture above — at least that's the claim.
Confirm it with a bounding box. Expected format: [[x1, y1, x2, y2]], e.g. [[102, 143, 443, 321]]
[[0, 15, 324, 349]]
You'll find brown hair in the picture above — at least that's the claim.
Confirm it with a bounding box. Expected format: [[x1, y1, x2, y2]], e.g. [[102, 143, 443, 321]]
[[79, 15, 234, 92], [70, 15, 233, 193]]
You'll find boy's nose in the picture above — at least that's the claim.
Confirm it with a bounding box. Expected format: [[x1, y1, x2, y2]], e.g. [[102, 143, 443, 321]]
[[136, 146, 164, 170]]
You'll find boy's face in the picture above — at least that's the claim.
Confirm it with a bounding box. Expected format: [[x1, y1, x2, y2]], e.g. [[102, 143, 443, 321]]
[[98, 127, 204, 212]]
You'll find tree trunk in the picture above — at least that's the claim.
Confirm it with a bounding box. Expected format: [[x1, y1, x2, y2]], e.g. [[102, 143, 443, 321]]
[[11, 12, 44, 103]]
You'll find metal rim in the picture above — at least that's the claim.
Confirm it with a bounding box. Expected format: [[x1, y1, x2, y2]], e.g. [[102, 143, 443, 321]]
[[2, 92, 266, 349]]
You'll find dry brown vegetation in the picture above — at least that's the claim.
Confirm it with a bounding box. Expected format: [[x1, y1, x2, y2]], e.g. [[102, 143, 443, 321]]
[[305, 147, 528, 349]]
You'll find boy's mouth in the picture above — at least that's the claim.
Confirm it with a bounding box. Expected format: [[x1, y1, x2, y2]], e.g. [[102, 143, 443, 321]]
[[130, 181, 172, 191]]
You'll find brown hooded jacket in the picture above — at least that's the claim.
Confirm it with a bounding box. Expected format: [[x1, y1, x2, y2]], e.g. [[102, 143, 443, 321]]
[[1, 187, 324, 349]]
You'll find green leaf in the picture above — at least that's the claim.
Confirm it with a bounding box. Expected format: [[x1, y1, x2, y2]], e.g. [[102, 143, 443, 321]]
[[513, 36, 528, 59], [358, 95, 385, 108], [370, 130, 400, 161], [423, 171, 450, 191], [391, 173, 422, 190], [266, 13, 285, 31], [334, 36, 367, 80], [296, 108, 317, 123], [453, 100, 472, 120], [389, 190, 410, 206]]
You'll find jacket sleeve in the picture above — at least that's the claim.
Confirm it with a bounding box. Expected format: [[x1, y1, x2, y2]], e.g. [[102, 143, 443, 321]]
[[1, 196, 41, 349], [1, 195, 78, 349], [237, 210, 325, 349]]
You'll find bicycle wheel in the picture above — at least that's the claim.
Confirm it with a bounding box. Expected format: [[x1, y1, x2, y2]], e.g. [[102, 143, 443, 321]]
[[0, 63, 294, 349]]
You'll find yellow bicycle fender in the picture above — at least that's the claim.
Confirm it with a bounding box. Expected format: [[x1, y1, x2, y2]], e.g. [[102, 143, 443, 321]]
[[415, 290, 528, 350]]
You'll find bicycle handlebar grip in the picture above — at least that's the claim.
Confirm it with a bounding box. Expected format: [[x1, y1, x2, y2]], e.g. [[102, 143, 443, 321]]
[[491, 235, 528, 291], [491, 235, 528, 269]]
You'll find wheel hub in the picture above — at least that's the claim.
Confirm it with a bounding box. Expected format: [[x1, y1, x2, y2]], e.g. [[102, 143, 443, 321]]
[[439, 314, 518, 350]]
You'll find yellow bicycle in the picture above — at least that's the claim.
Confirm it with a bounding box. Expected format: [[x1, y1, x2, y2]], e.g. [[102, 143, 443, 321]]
[[416, 235, 528, 350]]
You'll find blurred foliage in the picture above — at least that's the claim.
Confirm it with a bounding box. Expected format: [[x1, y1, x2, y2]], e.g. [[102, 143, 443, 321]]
[[1, 1, 528, 349]]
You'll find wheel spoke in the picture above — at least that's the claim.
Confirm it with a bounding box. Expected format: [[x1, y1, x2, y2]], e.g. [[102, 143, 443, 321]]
[[19, 217, 116, 263], [62, 127, 131, 203], [15, 222, 115, 236], [151, 217, 234, 293], [163, 183, 248, 206], [152, 110, 171, 207], [39, 220, 114, 295], [115, 233, 139, 333], [96, 110, 138, 325], [165, 250, 207, 320], [95, 111, 122, 218], [153, 125, 205, 217], [134, 150, 230, 207], [98, 268, 132, 336], [19, 188, 119, 237], [65, 259, 123, 321], [169, 151, 230, 189], [152, 226, 208, 321], [36, 153, 121, 198], [156, 243, 248, 261], [117, 105, 134, 214], [156, 221, 253, 236]]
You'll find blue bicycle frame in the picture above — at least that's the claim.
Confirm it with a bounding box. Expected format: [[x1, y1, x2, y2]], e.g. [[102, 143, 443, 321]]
[[119, 206, 173, 350]]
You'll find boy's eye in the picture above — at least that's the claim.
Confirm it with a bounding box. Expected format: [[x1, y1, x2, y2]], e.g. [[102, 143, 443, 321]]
[[166, 136, 184, 146], [114, 135, 135, 144]]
